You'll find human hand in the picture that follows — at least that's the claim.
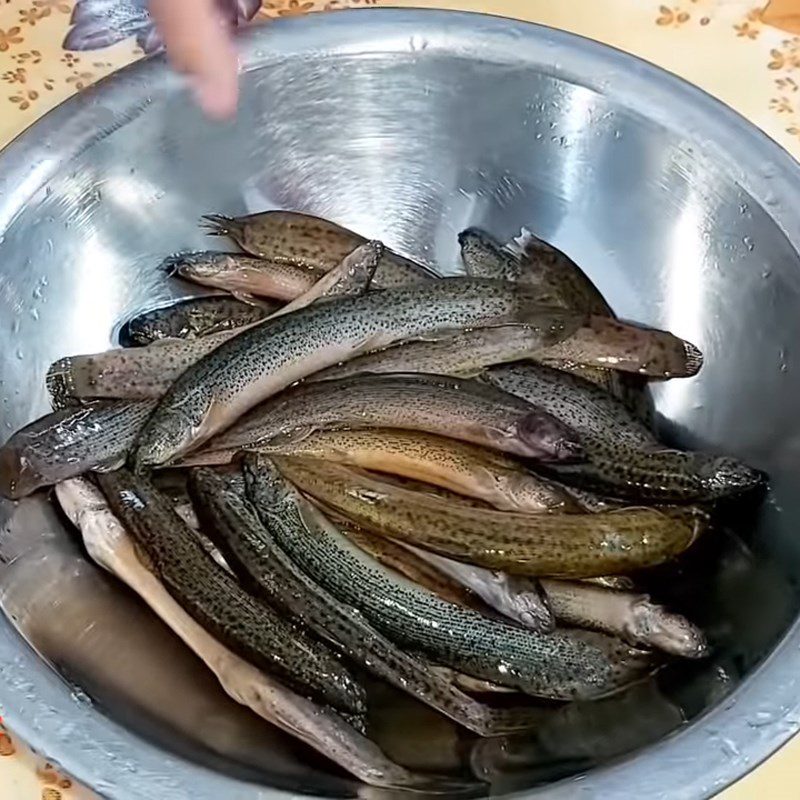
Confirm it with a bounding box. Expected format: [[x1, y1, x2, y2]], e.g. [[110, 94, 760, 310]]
[[149, 0, 240, 119]]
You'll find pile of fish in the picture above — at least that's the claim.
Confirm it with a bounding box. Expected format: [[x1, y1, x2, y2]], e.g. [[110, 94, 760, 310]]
[[0, 210, 766, 790]]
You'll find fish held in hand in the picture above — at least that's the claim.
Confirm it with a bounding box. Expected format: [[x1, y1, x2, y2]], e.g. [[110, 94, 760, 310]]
[[95, 468, 366, 716], [276, 457, 703, 578], [132, 279, 583, 468]]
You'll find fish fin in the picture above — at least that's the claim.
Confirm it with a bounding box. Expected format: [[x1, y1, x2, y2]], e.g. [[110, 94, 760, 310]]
[[231, 291, 258, 304]]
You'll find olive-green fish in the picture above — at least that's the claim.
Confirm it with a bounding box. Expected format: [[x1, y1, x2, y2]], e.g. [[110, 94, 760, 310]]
[[56, 477, 447, 791], [246, 456, 650, 700], [202, 209, 436, 288], [487, 363, 765, 502], [275, 457, 703, 578], [185, 372, 582, 468], [95, 468, 366, 716], [0, 399, 156, 500], [191, 467, 547, 736], [259, 427, 574, 512], [119, 295, 276, 346], [315, 317, 701, 383], [163, 250, 323, 302], [132, 279, 585, 468]]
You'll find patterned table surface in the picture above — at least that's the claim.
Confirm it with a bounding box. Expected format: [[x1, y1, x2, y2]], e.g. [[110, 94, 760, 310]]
[[1, 0, 800, 797]]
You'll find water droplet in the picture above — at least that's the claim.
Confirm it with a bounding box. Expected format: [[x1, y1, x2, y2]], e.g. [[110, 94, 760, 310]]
[[614, 130, 622, 139], [739, 203, 749, 214], [29, 308, 39, 321], [742, 236, 755, 251], [761, 268, 772, 279], [15, 349, 23, 360]]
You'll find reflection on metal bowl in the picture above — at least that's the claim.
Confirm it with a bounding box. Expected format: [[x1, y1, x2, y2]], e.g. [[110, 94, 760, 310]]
[[0, 8, 799, 800]]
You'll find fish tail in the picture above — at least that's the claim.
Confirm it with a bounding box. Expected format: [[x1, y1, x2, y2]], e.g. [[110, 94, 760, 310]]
[[682, 340, 704, 377], [201, 214, 243, 240]]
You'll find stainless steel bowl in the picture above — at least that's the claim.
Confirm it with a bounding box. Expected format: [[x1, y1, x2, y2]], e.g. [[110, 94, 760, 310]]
[[1, 9, 799, 799]]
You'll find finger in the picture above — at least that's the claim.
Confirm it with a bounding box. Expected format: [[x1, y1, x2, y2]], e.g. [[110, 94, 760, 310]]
[[149, 0, 239, 118]]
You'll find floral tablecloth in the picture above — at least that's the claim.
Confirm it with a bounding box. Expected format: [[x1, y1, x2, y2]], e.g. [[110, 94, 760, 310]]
[[2, 0, 800, 797]]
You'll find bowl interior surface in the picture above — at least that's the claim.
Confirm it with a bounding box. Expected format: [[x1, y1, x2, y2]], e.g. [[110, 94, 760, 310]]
[[1, 10, 800, 800]]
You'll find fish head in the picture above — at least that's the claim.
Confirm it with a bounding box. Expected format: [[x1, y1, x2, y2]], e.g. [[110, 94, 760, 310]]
[[242, 454, 291, 509], [160, 252, 239, 281], [515, 410, 584, 462], [703, 455, 766, 498], [629, 599, 709, 659], [131, 408, 205, 470]]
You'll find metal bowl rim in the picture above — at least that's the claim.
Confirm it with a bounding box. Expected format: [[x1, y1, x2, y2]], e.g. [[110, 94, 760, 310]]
[[0, 9, 798, 799]]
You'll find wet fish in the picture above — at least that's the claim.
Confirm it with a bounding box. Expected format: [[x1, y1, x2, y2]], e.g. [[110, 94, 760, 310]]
[[275, 458, 703, 577], [487, 363, 765, 502], [202, 209, 436, 288], [49, 246, 380, 407], [271, 240, 382, 318], [258, 427, 575, 513], [132, 279, 585, 468], [405, 547, 554, 633], [163, 250, 323, 302], [461, 228, 659, 417], [47, 333, 230, 405], [190, 372, 582, 468], [341, 525, 483, 610], [55, 478, 443, 791], [540, 580, 708, 658], [458, 227, 613, 316], [95, 468, 366, 716], [315, 316, 701, 383], [246, 456, 650, 700], [0, 399, 156, 500], [191, 467, 547, 736], [119, 296, 276, 346]]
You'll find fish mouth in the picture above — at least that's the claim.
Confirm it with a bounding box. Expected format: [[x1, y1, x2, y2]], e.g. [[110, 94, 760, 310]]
[[515, 410, 585, 463]]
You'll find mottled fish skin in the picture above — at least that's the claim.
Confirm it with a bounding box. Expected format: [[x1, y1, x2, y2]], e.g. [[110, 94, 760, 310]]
[[193, 372, 583, 467], [314, 317, 701, 384], [246, 457, 649, 701], [119, 295, 276, 346], [259, 427, 575, 513], [0, 399, 157, 500], [192, 466, 547, 736], [271, 240, 382, 318], [202, 210, 437, 289], [540, 579, 709, 659], [341, 525, 483, 609], [486, 363, 765, 503], [55, 477, 447, 792], [274, 457, 702, 578], [95, 469, 366, 716], [49, 248, 382, 407], [47, 333, 232, 404], [132, 279, 584, 468], [460, 227, 658, 418], [163, 250, 323, 302], [458, 228, 613, 317], [405, 547, 554, 633]]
